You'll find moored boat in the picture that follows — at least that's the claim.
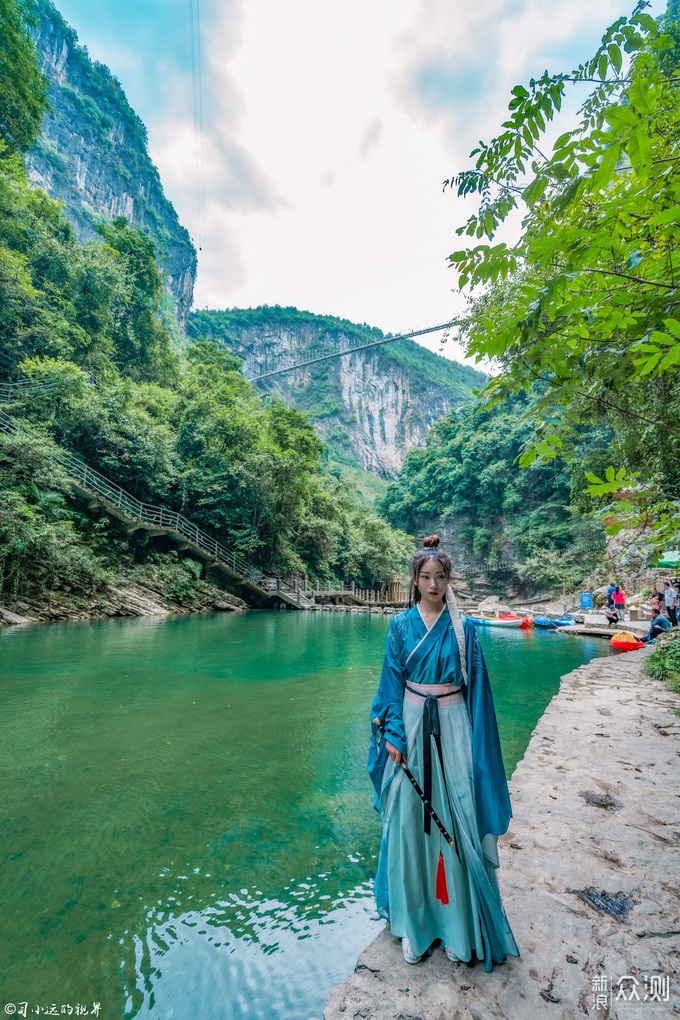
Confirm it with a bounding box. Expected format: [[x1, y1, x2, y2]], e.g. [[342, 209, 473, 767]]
[[466, 614, 525, 628], [533, 615, 576, 628], [610, 630, 644, 652]]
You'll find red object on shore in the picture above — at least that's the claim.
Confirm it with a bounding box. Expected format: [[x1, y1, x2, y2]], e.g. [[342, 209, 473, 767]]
[[499, 612, 533, 629], [610, 631, 644, 652]]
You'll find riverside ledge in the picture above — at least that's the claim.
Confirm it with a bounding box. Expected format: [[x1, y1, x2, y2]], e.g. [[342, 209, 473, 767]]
[[323, 649, 680, 1020]]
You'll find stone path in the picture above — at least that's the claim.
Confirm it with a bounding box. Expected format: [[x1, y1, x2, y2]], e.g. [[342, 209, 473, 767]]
[[323, 649, 680, 1020]]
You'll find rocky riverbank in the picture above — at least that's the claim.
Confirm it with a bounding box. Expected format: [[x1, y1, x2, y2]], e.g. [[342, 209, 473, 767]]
[[323, 649, 680, 1019], [0, 575, 247, 626]]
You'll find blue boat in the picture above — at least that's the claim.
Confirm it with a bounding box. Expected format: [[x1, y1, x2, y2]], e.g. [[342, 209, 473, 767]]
[[533, 615, 577, 628]]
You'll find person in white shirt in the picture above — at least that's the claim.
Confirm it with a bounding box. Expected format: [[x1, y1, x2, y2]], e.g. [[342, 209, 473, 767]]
[[663, 581, 678, 627]]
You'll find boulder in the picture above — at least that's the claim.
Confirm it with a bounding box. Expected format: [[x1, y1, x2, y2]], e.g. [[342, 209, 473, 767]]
[[476, 596, 514, 615]]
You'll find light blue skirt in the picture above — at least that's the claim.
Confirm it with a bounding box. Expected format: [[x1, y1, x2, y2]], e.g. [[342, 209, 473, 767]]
[[375, 688, 519, 970]]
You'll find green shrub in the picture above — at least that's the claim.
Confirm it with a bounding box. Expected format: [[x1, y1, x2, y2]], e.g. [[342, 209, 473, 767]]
[[131, 554, 203, 604], [0, 490, 111, 596], [643, 631, 680, 696]]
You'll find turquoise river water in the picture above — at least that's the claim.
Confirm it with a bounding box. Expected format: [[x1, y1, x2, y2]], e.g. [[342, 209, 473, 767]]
[[0, 610, 610, 1020]]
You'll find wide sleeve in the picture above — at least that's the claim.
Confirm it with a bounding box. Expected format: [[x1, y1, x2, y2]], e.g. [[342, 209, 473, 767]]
[[464, 620, 512, 839], [367, 615, 407, 801]]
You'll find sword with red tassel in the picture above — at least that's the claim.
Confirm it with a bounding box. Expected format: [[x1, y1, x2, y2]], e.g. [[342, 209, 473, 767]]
[[373, 716, 458, 906]]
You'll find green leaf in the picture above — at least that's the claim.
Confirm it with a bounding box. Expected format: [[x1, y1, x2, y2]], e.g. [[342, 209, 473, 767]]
[[628, 79, 653, 116], [663, 319, 680, 339], [522, 176, 546, 206], [649, 206, 680, 226], [650, 33, 675, 52], [631, 12, 657, 32], [658, 345, 680, 372], [598, 53, 609, 81], [627, 127, 652, 177], [553, 131, 575, 149], [649, 331, 676, 347], [607, 43, 622, 74], [603, 104, 635, 129]]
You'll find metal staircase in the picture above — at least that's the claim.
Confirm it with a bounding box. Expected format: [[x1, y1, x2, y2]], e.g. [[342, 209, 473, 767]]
[[0, 407, 311, 608]]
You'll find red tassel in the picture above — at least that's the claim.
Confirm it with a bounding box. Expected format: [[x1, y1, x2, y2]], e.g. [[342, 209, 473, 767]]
[[436, 850, 449, 906]]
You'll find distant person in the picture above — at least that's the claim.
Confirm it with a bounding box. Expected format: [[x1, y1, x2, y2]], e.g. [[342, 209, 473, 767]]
[[606, 582, 616, 608], [641, 608, 672, 643], [612, 585, 626, 621], [664, 581, 678, 627], [603, 606, 619, 627]]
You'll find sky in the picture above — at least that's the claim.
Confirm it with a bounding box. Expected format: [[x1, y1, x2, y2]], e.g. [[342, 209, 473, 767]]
[[53, 0, 666, 359]]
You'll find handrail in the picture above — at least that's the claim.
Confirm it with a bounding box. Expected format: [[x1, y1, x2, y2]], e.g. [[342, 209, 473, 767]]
[[0, 380, 57, 400], [0, 378, 352, 605], [0, 409, 266, 587]]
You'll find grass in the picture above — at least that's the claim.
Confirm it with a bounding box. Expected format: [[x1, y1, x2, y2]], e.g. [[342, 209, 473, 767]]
[[328, 459, 391, 505], [643, 630, 680, 714]]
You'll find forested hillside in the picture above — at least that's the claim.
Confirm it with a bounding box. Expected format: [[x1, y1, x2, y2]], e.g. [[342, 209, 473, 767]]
[[26, 0, 196, 326], [188, 306, 486, 478], [379, 388, 606, 592], [445, 2, 680, 560], [0, 2, 413, 610]]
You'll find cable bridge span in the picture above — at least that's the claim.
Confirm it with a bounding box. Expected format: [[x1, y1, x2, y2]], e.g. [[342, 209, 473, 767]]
[[243, 320, 455, 383], [0, 317, 455, 607]]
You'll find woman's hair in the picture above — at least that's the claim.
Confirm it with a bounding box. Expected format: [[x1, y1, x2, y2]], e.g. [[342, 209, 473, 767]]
[[409, 534, 452, 604]]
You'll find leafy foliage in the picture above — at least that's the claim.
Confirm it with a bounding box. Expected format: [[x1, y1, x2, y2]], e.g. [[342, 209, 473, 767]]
[[0, 151, 412, 594], [378, 388, 605, 591], [445, 2, 680, 553], [643, 628, 680, 695], [0, 431, 111, 596], [188, 306, 486, 402], [0, 0, 49, 154]]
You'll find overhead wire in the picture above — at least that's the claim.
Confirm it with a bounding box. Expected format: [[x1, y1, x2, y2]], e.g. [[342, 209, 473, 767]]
[[189, 0, 206, 258], [246, 321, 457, 382]]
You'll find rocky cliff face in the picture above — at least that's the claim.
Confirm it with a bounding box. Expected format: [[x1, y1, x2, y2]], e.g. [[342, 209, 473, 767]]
[[188, 308, 485, 479], [26, 0, 196, 327]]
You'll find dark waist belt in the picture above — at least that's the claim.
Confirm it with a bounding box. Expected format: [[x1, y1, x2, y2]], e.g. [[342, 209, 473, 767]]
[[405, 684, 460, 858]]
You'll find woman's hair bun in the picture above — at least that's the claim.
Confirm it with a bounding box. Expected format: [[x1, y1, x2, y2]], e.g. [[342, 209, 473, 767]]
[[421, 534, 441, 549]]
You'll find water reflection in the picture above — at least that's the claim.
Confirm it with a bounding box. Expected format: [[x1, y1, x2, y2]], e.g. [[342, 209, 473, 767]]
[[0, 612, 609, 1018]]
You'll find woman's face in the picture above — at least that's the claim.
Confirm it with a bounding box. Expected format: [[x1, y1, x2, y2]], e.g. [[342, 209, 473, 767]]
[[416, 557, 448, 607]]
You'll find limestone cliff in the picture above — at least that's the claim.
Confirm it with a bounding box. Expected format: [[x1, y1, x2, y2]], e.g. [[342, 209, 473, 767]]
[[188, 307, 485, 479], [25, 0, 196, 326]]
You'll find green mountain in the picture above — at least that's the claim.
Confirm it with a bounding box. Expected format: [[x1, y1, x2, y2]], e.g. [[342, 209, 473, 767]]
[[26, 0, 196, 326], [188, 306, 486, 479]]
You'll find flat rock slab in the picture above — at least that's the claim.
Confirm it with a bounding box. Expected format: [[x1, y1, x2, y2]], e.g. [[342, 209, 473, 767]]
[[323, 649, 680, 1020]]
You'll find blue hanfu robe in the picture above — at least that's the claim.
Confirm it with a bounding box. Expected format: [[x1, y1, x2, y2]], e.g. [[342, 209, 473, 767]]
[[367, 601, 519, 971]]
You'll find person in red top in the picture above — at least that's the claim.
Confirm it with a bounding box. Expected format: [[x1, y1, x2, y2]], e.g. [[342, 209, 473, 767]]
[[612, 585, 626, 621]]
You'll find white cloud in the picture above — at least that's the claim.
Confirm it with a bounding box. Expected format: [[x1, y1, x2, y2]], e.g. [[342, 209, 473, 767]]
[[85, 0, 667, 360]]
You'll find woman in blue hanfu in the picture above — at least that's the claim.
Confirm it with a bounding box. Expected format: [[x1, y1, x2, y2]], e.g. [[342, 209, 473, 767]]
[[368, 535, 519, 969]]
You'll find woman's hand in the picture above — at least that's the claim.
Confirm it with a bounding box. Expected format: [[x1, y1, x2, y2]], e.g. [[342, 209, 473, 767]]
[[386, 740, 406, 766]]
